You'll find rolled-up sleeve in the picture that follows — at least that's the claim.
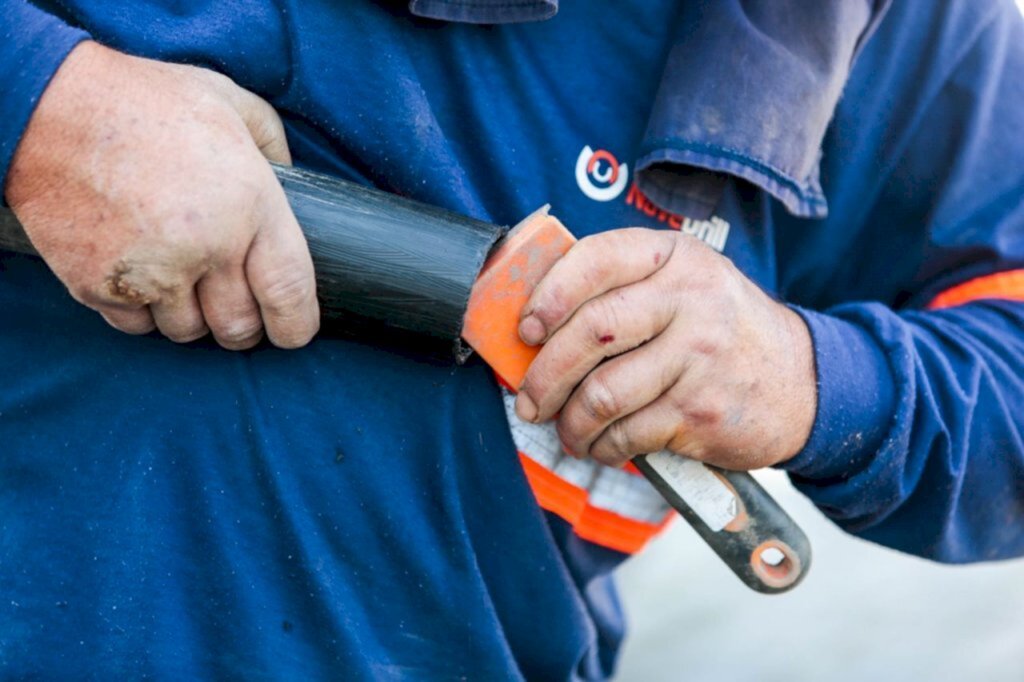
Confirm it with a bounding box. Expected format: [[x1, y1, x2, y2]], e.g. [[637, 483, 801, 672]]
[[635, 0, 890, 221]]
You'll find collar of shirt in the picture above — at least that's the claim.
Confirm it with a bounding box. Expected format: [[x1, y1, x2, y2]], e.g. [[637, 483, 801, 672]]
[[406, 0, 891, 221]]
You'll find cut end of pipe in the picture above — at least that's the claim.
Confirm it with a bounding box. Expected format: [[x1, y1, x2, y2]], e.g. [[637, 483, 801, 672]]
[[461, 206, 575, 388]]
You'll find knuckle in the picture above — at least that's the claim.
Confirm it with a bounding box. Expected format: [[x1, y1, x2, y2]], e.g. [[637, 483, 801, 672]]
[[593, 423, 633, 467], [121, 318, 156, 336], [555, 418, 581, 454], [101, 262, 166, 307], [270, 328, 316, 349], [214, 316, 264, 348], [581, 299, 617, 344], [531, 285, 569, 328], [101, 312, 154, 336], [606, 420, 632, 454], [678, 392, 726, 430], [580, 375, 621, 422], [257, 271, 316, 318], [267, 313, 320, 349], [688, 334, 722, 359], [165, 324, 209, 344], [683, 320, 731, 359]]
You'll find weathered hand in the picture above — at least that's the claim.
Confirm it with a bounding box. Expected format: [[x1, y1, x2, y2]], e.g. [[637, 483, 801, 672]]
[[3, 41, 319, 349], [514, 228, 816, 470]]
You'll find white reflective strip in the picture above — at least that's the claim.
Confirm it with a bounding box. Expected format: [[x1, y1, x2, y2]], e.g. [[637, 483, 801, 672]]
[[502, 390, 670, 524], [644, 450, 738, 532], [550, 455, 601, 491], [588, 466, 670, 524]]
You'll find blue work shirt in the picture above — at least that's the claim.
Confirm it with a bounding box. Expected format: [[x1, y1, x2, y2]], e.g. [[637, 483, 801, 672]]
[[2, 0, 1024, 679]]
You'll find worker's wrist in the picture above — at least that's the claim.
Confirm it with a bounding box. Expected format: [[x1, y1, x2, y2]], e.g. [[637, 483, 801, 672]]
[[1, 7, 90, 201], [776, 305, 896, 481], [5, 41, 110, 209]]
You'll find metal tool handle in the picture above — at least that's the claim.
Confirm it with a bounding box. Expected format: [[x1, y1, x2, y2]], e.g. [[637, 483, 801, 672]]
[[634, 455, 811, 593]]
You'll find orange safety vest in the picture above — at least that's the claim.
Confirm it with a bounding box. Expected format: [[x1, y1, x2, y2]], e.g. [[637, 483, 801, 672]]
[[501, 389, 673, 554]]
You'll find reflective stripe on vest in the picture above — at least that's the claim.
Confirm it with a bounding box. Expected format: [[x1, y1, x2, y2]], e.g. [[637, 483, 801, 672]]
[[501, 389, 672, 554], [928, 268, 1024, 309]]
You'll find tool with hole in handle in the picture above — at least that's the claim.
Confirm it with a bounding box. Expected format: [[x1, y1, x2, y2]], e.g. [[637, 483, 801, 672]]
[[0, 163, 811, 593]]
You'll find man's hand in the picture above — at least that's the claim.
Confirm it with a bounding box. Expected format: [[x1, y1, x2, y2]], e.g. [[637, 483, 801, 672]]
[[514, 228, 817, 471], [3, 41, 319, 349]]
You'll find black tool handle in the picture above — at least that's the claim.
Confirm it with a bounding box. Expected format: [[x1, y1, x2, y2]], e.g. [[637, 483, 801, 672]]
[[634, 454, 811, 593]]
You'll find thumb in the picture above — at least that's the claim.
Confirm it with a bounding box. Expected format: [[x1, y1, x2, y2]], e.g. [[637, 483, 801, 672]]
[[229, 88, 292, 165], [245, 171, 319, 348], [194, 68, 292, 165]]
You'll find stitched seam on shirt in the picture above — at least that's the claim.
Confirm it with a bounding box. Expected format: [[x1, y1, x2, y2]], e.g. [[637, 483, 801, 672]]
[[637, 150, 825, 218], [418, 1, 550, 8], [642, 137, 827, 207]]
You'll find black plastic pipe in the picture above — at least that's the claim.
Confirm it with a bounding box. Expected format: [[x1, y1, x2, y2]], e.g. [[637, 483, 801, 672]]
[[0, 164, 506, 357]]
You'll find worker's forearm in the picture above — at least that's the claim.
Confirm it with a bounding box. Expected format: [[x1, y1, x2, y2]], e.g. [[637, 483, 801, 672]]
[[780, 300, 1024, 562]]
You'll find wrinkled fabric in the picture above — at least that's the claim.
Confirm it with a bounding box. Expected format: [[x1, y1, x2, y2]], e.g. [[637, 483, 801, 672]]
[[2, 0, 1024, 679], [409, 0, 557, 23], [635, 0, 891, 220], [777, 0, 1024, 562], [0, 2, 681, 678], [404, 0, 892, 220]]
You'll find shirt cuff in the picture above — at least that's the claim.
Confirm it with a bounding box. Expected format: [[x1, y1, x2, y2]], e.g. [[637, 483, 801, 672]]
[[635, 144, 827, 222], [0, 2, 90, 195], [635, 0, 890, 221], [778, 306, 896, 481], [407, 0, 557, 24]]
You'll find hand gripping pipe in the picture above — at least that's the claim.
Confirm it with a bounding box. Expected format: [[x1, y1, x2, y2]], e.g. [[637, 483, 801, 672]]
[[0, 163, 811, 593]]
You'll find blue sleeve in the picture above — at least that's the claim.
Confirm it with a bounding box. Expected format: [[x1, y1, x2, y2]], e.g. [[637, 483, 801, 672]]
[[778, 1, 1024, 562], [0, 1, 89, 194]]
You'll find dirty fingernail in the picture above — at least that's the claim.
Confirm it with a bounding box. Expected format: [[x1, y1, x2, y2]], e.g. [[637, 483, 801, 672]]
[[515, 392, 538, 422], [519, 315, 545, 345]]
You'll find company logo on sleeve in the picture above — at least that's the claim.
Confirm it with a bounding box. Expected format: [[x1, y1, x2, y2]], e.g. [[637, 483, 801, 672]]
[[575, 146, 629, 201]]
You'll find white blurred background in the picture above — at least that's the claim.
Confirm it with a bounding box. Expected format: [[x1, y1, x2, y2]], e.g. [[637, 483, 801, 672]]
[[617, 7, 1024, 679], [616, 470, 1024, 681]]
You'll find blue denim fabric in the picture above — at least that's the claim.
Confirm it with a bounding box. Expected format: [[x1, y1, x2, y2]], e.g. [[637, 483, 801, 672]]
[[407, 0, 892, 220]]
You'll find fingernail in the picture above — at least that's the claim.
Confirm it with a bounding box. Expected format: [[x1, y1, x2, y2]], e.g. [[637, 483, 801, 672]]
[[519, 315, 545, 346], [515, 392, 538, 422]]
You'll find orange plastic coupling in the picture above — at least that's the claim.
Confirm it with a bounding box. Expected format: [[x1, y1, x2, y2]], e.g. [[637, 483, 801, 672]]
[[462, 206, 577, 390]]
